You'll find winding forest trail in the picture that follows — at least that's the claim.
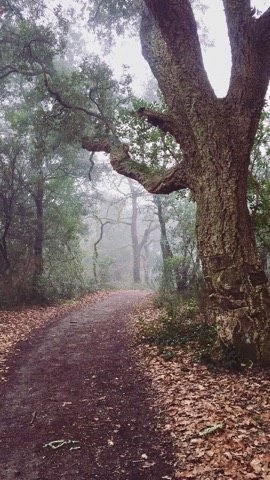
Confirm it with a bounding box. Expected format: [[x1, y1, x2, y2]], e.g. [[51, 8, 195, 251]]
[[0, 291, 175, 480]]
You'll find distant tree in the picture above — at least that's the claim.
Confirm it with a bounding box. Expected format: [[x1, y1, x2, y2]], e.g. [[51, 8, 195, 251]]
[[127, 180, 156, 283], [154, 194, 198, 294], [85, 170, 158, 286], [92, 216, 113, 283], [154, 195, 176, 292]]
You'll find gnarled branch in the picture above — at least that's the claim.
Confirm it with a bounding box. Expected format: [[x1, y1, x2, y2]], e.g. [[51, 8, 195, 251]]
[[82, 137, 189, 194], [223, 0, 269, 104], [134, 107, 179, 138]]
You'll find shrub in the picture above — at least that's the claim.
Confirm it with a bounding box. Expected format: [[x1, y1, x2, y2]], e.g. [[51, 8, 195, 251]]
[[137, 293, 217, 360]]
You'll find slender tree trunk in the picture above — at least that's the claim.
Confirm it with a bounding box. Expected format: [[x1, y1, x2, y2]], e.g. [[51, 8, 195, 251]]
[[93, 219, 111, 284], [155, 196, 187, 293], [130, 182, 157, 284], [93, 241, 98, 283], [0, 194, 13, 274], [33, 178, 44, 280], [142, 243, 150, 286], [30, 175, 44, 300], [130, 192, 141, 283], [0, 239, 11, 274], [155, 196, 175, 291]]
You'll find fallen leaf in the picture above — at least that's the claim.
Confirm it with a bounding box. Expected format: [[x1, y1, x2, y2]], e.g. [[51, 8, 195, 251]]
[[250, 458, 262, 474]]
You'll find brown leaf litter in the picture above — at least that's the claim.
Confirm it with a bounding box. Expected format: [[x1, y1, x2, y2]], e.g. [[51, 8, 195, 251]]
[[132, 297, 270, 480]]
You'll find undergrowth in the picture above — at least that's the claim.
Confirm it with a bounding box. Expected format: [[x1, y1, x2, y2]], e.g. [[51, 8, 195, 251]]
[[137, 293, 217, 362]]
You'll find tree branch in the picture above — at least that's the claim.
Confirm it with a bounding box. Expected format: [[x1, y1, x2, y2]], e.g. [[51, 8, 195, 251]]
[[43, 74, 108, 124], [141, 1, 215, 111], [0, 66, 18, 79], [139, 220, 157, 251], [81, 137, 111, 153], [82, 137, 189, 194], [223, 0, 269, 102], [134, 107, 179, 138], [0, 65, 46, 80]]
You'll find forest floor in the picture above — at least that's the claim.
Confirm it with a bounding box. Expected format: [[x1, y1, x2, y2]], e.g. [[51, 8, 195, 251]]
[[0, 290, 175, 480], [1, 291, 270, 479]]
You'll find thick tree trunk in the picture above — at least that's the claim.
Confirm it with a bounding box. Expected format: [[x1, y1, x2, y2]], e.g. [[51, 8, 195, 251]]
[[194, 149, 270, 364], [81, 3, 270, 363]]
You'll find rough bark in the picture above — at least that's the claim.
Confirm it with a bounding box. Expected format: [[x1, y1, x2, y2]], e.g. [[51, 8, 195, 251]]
[[82, 3, 270, 364], [82, 137, 189, 193], [194, 145, 270, 363]]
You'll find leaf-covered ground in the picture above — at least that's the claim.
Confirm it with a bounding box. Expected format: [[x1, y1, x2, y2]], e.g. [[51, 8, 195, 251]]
[[1, 291, 270, 479], [0, 291, 107, 382], [0, 290, 175, 480], [133, 298, 270, 480]]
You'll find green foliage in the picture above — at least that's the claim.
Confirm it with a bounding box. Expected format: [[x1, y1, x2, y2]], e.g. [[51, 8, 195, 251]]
[[93, 256, 115, 289], [86, 0, 141, 43], [117, 99, 181, 173], [0, 1, 148, 305], [0, 14, 63, 88], [137, 294, 217, 360], [116, 96, 199, 295], [84, 0, 210, 49], [155, 194, 199, 294], [0, 68, 94, 306], [40, 243, 94, 303], [137, 292, 250, 370], [248, 107, 270, 254]]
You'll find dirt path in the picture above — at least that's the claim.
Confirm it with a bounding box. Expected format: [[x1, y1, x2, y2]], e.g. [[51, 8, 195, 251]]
[[0, 291, 175, 480]]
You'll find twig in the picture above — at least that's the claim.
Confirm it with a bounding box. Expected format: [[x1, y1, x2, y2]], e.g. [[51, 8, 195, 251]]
[[30, 411, 37, 425]]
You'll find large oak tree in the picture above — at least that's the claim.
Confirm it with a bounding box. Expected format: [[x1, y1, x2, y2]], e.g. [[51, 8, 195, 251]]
[[83, 1, 270, 364]]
